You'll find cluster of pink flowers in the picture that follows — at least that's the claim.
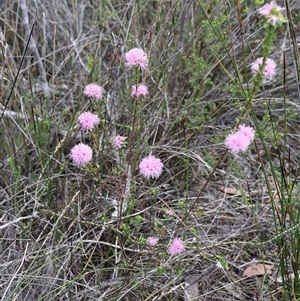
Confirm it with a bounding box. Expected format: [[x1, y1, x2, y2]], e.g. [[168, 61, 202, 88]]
[[113, 135, 126, 149], [146, 236, 185, 256], [125, 48, 164, 179], [225, 124, 255, 154], [70, 83, 105, 166], [165, 209, 174, 216], [238, 2, 285, 154], [131, 84, 148, 98], [83, 83, 104, 100], [125, 48, 148, 70], [70, 48, 165, 180], [78, 111, 100, 131], [250, 2, 286, 81], [139, 155, 164, 179], [258, 1, 285, 26], [251, 57, 276, 81]]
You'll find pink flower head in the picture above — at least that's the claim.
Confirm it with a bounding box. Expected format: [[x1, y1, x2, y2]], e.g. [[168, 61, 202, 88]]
[[258, 1, 277, 16], [131, 84, 149, 98], [139, 155, 163, 179], [84, 83, 104, 100], [78, 111, 100, 131], [225, 125, 255, 154], [113, 135, 126, 149], [125, 48, 148, 70], [165, 209, 174, 216], [168, 238, 185, 256], [238, 124, 255, 141], [269, 15, 280, 26], [70, 143, 93, 166], [258, 1, 285, 26], [251, 57, 277, 81], [147, 237, 159, 246]]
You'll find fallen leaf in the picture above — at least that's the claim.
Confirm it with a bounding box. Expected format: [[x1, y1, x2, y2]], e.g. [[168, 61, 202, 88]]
[[219, 186, 259, 198], [243, 263, 273, 277], [219, 186, 241, 195]]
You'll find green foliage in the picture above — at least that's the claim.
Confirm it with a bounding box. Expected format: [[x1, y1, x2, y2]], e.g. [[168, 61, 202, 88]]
[[86, 56, 102, 83], [157, 266, 165, 274], [254, 0, 264, 5], [216, 255, 229, 270], [8, 156, 21, 181]]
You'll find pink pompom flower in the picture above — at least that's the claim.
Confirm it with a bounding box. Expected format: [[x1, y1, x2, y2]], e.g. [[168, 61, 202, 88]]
[[225, 124, 255, 154], [70, 143, 93, 166], [131, 84, 149, 98], [258, 1, 285, 26], [238, 124, 255, 141], [251, 57, 277, 81], [84, 83, 104, 100], [225, 132, 250, 154], [147, 237, 159, 246], [113, 135, 127, 149], [165, 209, 174, 216], [139, 155, 164, 179], [168, 238, 185, 256], [125, 48, 148, 70], [78, 111, 100, 131]]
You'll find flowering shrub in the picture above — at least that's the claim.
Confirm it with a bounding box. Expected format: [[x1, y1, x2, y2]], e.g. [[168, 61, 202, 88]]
[[6, 1, 298, 299]]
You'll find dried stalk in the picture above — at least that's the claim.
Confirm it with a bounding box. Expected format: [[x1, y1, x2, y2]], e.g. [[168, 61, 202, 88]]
[[19, 0, 50, 100]]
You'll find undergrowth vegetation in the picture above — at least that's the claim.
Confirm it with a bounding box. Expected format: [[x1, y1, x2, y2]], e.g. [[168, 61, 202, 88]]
[[1, 0, 300, 300]]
